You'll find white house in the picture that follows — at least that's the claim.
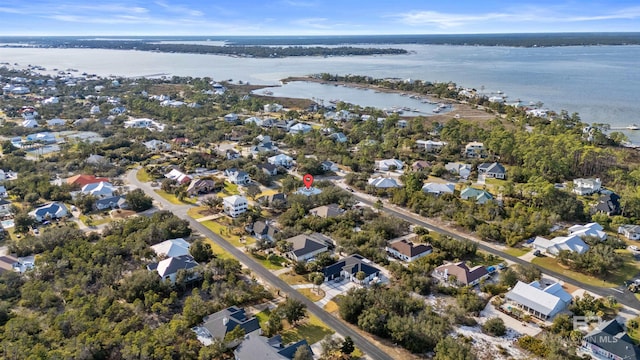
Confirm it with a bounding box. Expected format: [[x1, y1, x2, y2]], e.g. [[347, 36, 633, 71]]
[[81, 181, 115, 198], [144, 139, 171, 152], [46, 118, 66, 126], [376, 158, 404, 171], [368, 177, 401, 188], [124, 118, 165, 131], [151, 238, 191, 258], [295, 187, 323, 196], [165, 169, 192, 184], [90, 105, 101, 115], [29, 202, 69, 222], [445, 162, 472, 179], [505, 281, 572, 320], [267, 154, 294, 168], [618, 225, 640, 240], [22, 119, 39, 128], [289, 123, 312, 134], [223, 195, 248, 218], [147, 254, 199, 284], [573, 178, 602, 196], [422, 182, 455, 195], [264, 103, 283, 112], [224, 168, 251, 185], [416, 140, 447, 152], [223, 113, 239, 123], [532, 235, 590, 256], [568, 222, 607, 241], [464, 142, 484, 157]]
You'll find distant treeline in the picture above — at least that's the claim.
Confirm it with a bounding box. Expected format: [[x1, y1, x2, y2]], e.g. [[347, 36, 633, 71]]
[[0, 39, 408, 58]]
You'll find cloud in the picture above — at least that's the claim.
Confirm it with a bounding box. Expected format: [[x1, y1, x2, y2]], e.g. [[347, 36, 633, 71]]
[[154, 1, 204, 17], [281, 0, 317, 7], [395, 6, 640, 29]]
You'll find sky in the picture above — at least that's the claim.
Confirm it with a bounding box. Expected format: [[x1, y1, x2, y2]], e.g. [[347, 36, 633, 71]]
[[1, 0, 640, 36]]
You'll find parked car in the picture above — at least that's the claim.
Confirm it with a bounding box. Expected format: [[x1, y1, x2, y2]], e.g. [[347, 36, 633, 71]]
[[533, 249, 542, 257]]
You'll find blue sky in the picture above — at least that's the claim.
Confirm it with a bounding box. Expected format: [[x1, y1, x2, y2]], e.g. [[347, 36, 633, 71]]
[[1, 0, 639, 36]]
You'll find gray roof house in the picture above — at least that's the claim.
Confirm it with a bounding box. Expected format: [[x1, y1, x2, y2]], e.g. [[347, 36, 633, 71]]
[[309, 204, 344, 218], [580, 319, 640, 360], [505, 281, 572, 320], [618, 224, 640, 240], [432, 261, 489, 286], [225, 168, 251, 185], [251, 221, 278, 242], [94, 195, 128, 211], [477, 162, 506, 179], [234, 333, 312, 360], [193, 306, 261, 347], [147, 254, 199, 284], [322, 254, 381, 284], [285, 233, 331, 262], [29, 202, 68, 222]]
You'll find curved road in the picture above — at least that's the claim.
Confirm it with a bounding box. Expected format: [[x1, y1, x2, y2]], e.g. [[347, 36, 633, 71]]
[[126, 170, 394, 360]]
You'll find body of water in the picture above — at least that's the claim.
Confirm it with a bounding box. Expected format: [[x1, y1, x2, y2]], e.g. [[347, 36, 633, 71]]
[[2, 44, 639, 141]]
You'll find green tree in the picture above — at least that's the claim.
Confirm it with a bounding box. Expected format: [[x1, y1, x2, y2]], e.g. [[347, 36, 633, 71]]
[[190, 239, 214, 263], [434, 336, 475, 360], [341, 336, 355, 355], [293, 345, 313, 360], [481, 317, 506, 336], [263, 310, 283, 337], [126, 189, 153, 212], [13, 212, 36, 234], [224, 325, 246, 343], [279, 298, 307, 326]]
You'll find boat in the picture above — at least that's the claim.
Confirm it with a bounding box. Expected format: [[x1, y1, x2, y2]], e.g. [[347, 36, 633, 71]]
[[262, 90, 273, 95], [627, 124, 640, 130]]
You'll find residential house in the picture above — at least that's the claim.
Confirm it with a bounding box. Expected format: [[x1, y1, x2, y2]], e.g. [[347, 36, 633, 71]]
[[223, 113, 239, 123], [109, 106, 126, 115], [186, 179, 217, 196], [0, 185, 7, 198], [94, 195, 128, 211], [422, 182, 455, 196], [81, 181, 115, 198], [464, 142, 484, 157], [376, 158, 404, 171], [124, 118, 165, 131], [573, 178, 602, 196], [320, 161, 339, 172], [268, 154, 294, 168], [322, 254, 381, 283], [275, 120, 295, 131], [258, 193, 287, 208], [234, 333, 312, 360], [223, 195, 248, 218], [0, 255, 20, 274], [445, 162, 472, 179], [165, 169, 192, 185], [257, 163, 278, 176], [67, 174, 110, 187], [151, 238, 191, 258], [29, 202, 69, 222], [171, 137, 193, 148], [460, 187, 494, 204], [368, 177, 401, 188], [309, 204, 344, 218], [46, 118, 66, 126], [225, 168, 251, 185], [244, 117, 263, 126], [289, 123, 312, 134], [432, 261, 490, 286], [251, 221, 278, 242], [532, 235, 590, 256], [505, 281, 572, 320], [416, 140, 447, 152], [192, 306, 260, 347], [218, 148, 241, 160], [618, 224, 640, 240], [0, 199, 12, 216], [580, 319, 640, 360], [85, 154, 108, 166], [26, 132, 56, 143], [144, 139, 171, 152], [263, 103, 284, 112], [568, 222, 607, 241], [386, 237, 432, 262], [412, 160, 430, 172], [595, 192, 621, 215], [397, 120, 408, 128], [90, 105, 101, 115], [329, 132, 348, 143], [285, 233, 330, 262], [477, 162, 507, 179], [147, 254, 199, 284], [22, 119, 39, 128]]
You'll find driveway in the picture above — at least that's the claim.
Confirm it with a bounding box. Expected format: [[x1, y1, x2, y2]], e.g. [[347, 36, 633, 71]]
[[481, 302, 542, 337], [317, 279, 358, 307]]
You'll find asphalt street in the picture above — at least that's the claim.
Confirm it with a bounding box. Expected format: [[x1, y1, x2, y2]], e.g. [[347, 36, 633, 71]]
[[126, 170, 394, 360]]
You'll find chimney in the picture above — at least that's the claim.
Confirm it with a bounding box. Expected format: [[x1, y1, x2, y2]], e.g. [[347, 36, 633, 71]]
[[223, 317, 229, 326]]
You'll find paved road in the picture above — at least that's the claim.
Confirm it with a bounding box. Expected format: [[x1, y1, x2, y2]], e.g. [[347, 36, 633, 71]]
[[126, 170, 393, 360], [350, 193, 640, 311]]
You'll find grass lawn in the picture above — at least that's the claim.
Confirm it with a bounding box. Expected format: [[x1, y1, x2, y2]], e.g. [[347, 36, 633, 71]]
[[187, 206, 208, 219], [281, 314, 335, 345], [201, 220, 256, 247], [154, 189, 196, 205], [136, 168, 153, 182], [251, 252, 286, 270], [279, 272, 310, 286], [504, 247, 530, 257], [298, 288, 325, 302], [222, 182, 240, 195], [203, 238, 235, 260], [79, 214, 111, 226], [255, 309, 271, 324], [531, 256, 633, 288], [468, 250, 503, 267], [323, 301, 339, 313]]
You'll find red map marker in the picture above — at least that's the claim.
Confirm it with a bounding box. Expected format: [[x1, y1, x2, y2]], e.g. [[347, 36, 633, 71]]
[[303, 174, 314, 189]]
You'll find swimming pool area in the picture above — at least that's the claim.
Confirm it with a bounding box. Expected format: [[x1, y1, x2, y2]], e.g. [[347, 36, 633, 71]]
[[1, 219, 14, 228]]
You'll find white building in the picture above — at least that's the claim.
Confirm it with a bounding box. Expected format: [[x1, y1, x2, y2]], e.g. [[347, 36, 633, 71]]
[[376, 158, 404, 171], [267, 154, 294, 168], [618, 225, 640, 240], [416, 140, 447, 152], [81, 181, 115, 198], [573, 178, 602, 196], [532, 235, 590, 256], [368, 177, 401, 188], [505, 281, 572, 320], [223, 195, 248, 218], [421, 182, 455, 195], [568, 222, 607, 241], [151, 238, 191, 258], [464, 142, 484, 157]]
